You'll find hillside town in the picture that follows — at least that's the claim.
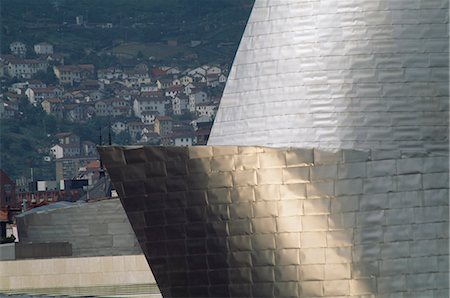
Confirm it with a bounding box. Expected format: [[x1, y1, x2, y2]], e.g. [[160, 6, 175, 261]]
[[0, 39, 227, 214]]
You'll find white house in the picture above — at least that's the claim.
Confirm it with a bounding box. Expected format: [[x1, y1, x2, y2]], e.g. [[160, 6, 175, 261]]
[[111, 121, 128, 134], [192, 73, 206, 82], [25, 86, 62, 105], [184, 83, 195, 95], [164, 85, 183, 98], [206, 66, 221, 76], [165, 67, 181, 75], [9, 82, 28, 93], [34, 42, 54, 55], [180, 75, 193, 86], [50, 144, 80, 159], [141, 84, 158, 92], [171, 131, 197, 146], [6, 59, 48, 79], [94, 100, 114, 116], [0, 99, 16, 119], [206, 74, 220, 88], [97, 67, 124, 80], [122, 74, 151, 88], [141, 111, 159, 124], [195, 102, 216, 117], [10, 41, 26, 56], [37, 181, 58, 191], [218, 74, 227, 83], [188, 90, 208, 112], [172, 95, 189, 115], [53, 64, 95, 85], [188, 66, 207, 77], [133, 96, 168, 118], [81, 141, 97, 156]]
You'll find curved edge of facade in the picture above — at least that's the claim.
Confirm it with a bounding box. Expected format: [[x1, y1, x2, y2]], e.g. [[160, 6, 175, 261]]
[[208, 0, 449, 151], [99, 145, 449, 298]]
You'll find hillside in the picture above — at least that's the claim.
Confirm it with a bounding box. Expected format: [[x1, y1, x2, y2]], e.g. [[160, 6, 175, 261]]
[[0, 0, 254, 180], [1, 0, 254, 66]]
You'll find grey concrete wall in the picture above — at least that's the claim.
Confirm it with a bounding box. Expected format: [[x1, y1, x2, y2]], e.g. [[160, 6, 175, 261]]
[[0, 243, 15, 260], [15, 242, 72, 259], [16, 199, 142, 257]]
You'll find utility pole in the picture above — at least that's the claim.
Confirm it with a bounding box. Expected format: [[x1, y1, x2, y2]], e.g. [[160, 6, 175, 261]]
[[99, 126, 105, 178]]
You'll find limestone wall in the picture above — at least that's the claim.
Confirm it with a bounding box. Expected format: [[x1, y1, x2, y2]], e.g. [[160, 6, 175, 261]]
[[0, 254, 159, 297]]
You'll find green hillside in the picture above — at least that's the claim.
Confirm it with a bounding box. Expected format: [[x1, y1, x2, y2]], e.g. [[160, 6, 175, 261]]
[[1, 0, 254, 65]]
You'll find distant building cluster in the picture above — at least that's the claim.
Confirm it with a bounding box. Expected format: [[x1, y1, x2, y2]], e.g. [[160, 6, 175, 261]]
[[0, 40, 227, 214], [1, 40, 227, 147]]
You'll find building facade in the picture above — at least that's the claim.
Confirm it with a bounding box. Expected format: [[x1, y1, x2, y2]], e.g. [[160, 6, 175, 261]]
[[34, 42, 54, 55], [99, 1, 449, 297], [9, 41, 26, 56], [6, 59, 48, 79], [0, 170, 16, 208]]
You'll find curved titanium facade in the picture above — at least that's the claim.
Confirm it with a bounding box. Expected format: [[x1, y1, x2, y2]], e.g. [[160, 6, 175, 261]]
[[99, 146, 449, 297], [209, 0, 449, 151], [99, 0, 449, 296]]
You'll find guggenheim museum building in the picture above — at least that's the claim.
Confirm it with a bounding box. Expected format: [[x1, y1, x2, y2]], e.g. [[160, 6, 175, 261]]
[[99, 0, 449, 297]]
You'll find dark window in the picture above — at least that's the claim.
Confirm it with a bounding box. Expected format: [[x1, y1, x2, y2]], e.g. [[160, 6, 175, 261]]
[[4, 184, 11, 192]]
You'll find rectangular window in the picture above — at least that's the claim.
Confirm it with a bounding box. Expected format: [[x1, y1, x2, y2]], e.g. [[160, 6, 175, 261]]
[[4, 184, 11, 192]]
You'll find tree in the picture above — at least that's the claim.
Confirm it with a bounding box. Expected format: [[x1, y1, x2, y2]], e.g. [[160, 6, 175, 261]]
[[136, 50, 144, 60], [32, 67, 58, 84], [114, 130, 132, 145]]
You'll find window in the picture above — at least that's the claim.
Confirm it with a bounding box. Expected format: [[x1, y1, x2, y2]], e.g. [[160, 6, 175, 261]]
[[4, 184, 11, 192]]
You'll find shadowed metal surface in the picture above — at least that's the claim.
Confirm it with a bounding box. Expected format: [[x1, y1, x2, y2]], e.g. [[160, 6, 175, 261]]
[[98, 0, 449, 296], [99, 146, 449, 297]]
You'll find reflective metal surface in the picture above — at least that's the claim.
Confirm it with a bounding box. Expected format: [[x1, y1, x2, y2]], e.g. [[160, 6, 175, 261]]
[[99, 146, 449, 297], [99, 1, 449, 296], [209, 0, 449, 152]]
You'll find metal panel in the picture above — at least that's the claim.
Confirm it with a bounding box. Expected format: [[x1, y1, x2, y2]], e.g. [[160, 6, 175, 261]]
[[99, 146, 449, 297], [208, 0, 449, 153]]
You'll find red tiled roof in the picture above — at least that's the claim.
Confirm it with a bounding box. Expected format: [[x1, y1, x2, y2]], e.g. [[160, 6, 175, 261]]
[[56, 65, 80, 72], [170, 131, 196, 138], [54, 132, 73, 138], [142, 111, 159, 115], [156, 115, 172, 121], [32, 87, 58, 93], [86, 160, 100, 169], [140, 91, 163, 97], [137, 96, 166, 102], [79, 64, 95, 70], [196, 128, 211, 136], [44, 98, 62, 103], [0, 209, 8, 222], [166, 85, 184, 92], [151, 68, 166, 77]]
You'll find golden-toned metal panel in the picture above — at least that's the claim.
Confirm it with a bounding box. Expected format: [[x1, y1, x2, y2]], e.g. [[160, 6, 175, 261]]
[[99, 146, 449, 298]]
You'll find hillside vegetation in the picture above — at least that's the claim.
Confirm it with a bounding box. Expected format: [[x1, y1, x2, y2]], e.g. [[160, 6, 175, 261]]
[[1, 0, 254, 65]]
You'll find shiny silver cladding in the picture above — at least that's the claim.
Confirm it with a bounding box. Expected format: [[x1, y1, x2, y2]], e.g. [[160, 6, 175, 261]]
[[209, 0, 449, 151], [99, 146, 449, 297]]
